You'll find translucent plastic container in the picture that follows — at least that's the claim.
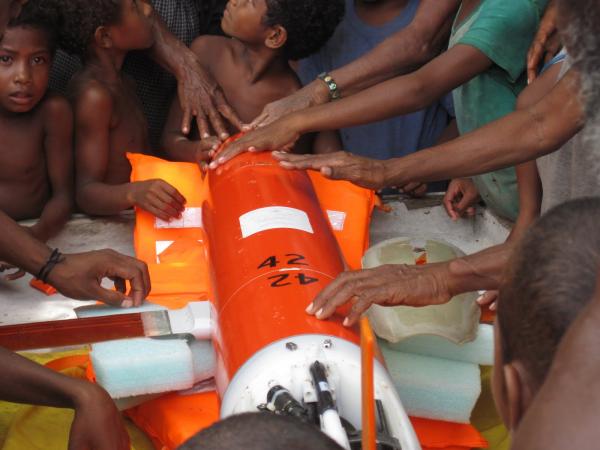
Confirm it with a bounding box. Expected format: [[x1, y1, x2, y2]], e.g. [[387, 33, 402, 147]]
[[363, 237, 480, 344]]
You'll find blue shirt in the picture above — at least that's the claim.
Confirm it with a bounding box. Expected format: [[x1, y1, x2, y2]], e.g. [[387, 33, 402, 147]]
[[298, 0, 454, 161]]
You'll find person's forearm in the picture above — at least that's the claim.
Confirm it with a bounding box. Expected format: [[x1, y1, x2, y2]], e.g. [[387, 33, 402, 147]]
[[0, 211, 51, 274], [146, 8, 197, 80], [76, 182, 133, 216], [31, 194, 72, 242], [327, 0, 459, 97], [163, 137, 198, 163], [381, 71, 583, 187], [446, 242, 515, 295], [0, 347, 89, 407], [294, 72, 447, 136]]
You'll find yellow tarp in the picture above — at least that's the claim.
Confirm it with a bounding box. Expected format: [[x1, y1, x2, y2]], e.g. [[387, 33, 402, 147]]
[[0, 350, 153, 450]]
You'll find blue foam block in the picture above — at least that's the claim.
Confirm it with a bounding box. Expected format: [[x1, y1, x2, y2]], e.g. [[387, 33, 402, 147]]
[[380, 342, 481, 423], [385, 324, 494, 366], [190, 339, 216, 380], [91, 338, 194, 398]]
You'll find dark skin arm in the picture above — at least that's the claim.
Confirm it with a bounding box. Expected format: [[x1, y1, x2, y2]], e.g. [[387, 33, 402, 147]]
[[144, 2, 242, 139], [306, 242, 514, 327], [507, 63, 563, 241], [0, 210, 150, 306], [161, 37, 221, 163], [249, 0, 460, 128], [510, 272, 600, 450], [74, 86, 185, 221], [526, 0, 560, 83], [30, 96, 74, 242], [161, 93, 220, 164], [273, 70, 583, 189], [213, 44, 493, 166], [0, 347, 129, 450]]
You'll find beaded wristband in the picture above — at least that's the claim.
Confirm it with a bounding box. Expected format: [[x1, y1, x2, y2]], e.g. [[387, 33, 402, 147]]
[[37, 248, 64, 283], [317, 72, 341, 101]]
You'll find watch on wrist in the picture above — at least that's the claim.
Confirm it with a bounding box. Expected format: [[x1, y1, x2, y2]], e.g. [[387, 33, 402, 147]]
[[317, 72, 341, 101]]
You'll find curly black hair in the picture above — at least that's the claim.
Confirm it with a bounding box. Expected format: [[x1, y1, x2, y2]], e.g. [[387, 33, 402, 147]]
[[263, 0, 345, 61], [7, 0, 59, 51], [54, 0, 122, 57]]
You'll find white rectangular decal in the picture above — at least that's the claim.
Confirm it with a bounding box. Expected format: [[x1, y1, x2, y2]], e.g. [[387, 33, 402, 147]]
[[326, 210, 346, 231], [239, 206, 313, 238], [155, 207, 203, 229], [155, 240, 174, 263]]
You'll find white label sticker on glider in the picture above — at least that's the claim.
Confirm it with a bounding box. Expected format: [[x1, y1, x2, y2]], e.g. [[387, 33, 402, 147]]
[[239, 206, 313, 238], [155, 207, 202, 229], [155, 240, 174, 263], [326, 210, 346, 231]]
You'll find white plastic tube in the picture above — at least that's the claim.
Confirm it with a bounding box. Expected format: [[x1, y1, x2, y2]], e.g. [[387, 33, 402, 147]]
[[321, 409, 351, 450]]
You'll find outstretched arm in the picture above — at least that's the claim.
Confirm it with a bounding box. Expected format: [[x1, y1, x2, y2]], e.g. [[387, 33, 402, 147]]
[[214, 44, 492, 166], [145, 6, 242, 138], [274, 70, 583, 190], [0, 347, 130, 450], [249, 0, 459, 128], [0, 211, 150, 306], [306, 241, 513, 327]]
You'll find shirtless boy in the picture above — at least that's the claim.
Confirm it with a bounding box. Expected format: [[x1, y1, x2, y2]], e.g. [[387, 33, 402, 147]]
[[60, 0, 185, 221], [0, 2, 72, 242], [161, 0, 346, 163]]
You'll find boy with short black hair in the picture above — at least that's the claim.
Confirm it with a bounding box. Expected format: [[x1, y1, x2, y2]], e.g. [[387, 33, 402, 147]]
[[161, 0, 346, 163], [0, 0, 72, 242], [178, 412, 344, 450], [493, 197, 600, 432], [59, 0, 186, 221]]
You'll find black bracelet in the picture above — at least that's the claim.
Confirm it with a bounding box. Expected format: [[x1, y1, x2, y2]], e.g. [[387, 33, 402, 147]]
[[37, 248, 64, 283]]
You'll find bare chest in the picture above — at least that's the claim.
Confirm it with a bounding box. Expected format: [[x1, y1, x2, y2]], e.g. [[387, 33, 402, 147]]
[[0, 115, 45, 181]]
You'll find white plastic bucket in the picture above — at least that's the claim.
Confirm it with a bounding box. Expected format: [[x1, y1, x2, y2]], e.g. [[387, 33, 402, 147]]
[[363, 237, 480, 344]]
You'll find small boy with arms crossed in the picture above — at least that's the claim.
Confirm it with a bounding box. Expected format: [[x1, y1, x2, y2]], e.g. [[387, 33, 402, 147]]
[[59, 0, 186, 222]]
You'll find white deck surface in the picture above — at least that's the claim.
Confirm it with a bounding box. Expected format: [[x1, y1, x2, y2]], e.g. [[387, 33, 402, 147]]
[[0, 197, 510, 326]]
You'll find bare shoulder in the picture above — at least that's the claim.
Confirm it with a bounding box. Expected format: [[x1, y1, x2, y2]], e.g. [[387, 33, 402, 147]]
[[275, 68, 302, 98], [39, 92, 72, 121], [69, 77, 114, 123], [190, 35, 231, 61]]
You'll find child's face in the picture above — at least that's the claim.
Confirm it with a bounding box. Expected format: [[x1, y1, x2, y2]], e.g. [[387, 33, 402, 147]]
[[221, 0, 271, 44], [0, 26, 51, 113], [106, 0, 154, 52]]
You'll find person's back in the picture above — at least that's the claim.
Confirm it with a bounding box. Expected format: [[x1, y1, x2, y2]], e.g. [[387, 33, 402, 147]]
[[492, 197, 600, 432], [58, 0, 186, 221], [0, 0, 73, 243], [162, 0, 346, 163], [298, 0, 454, 161]]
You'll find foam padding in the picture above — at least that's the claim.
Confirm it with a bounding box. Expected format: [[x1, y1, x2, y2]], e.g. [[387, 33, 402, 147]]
[[385, 324, 494, 366], [190, 340, 216, 381], [380, 342, 481, 424], [91, 338, 194, 398]]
